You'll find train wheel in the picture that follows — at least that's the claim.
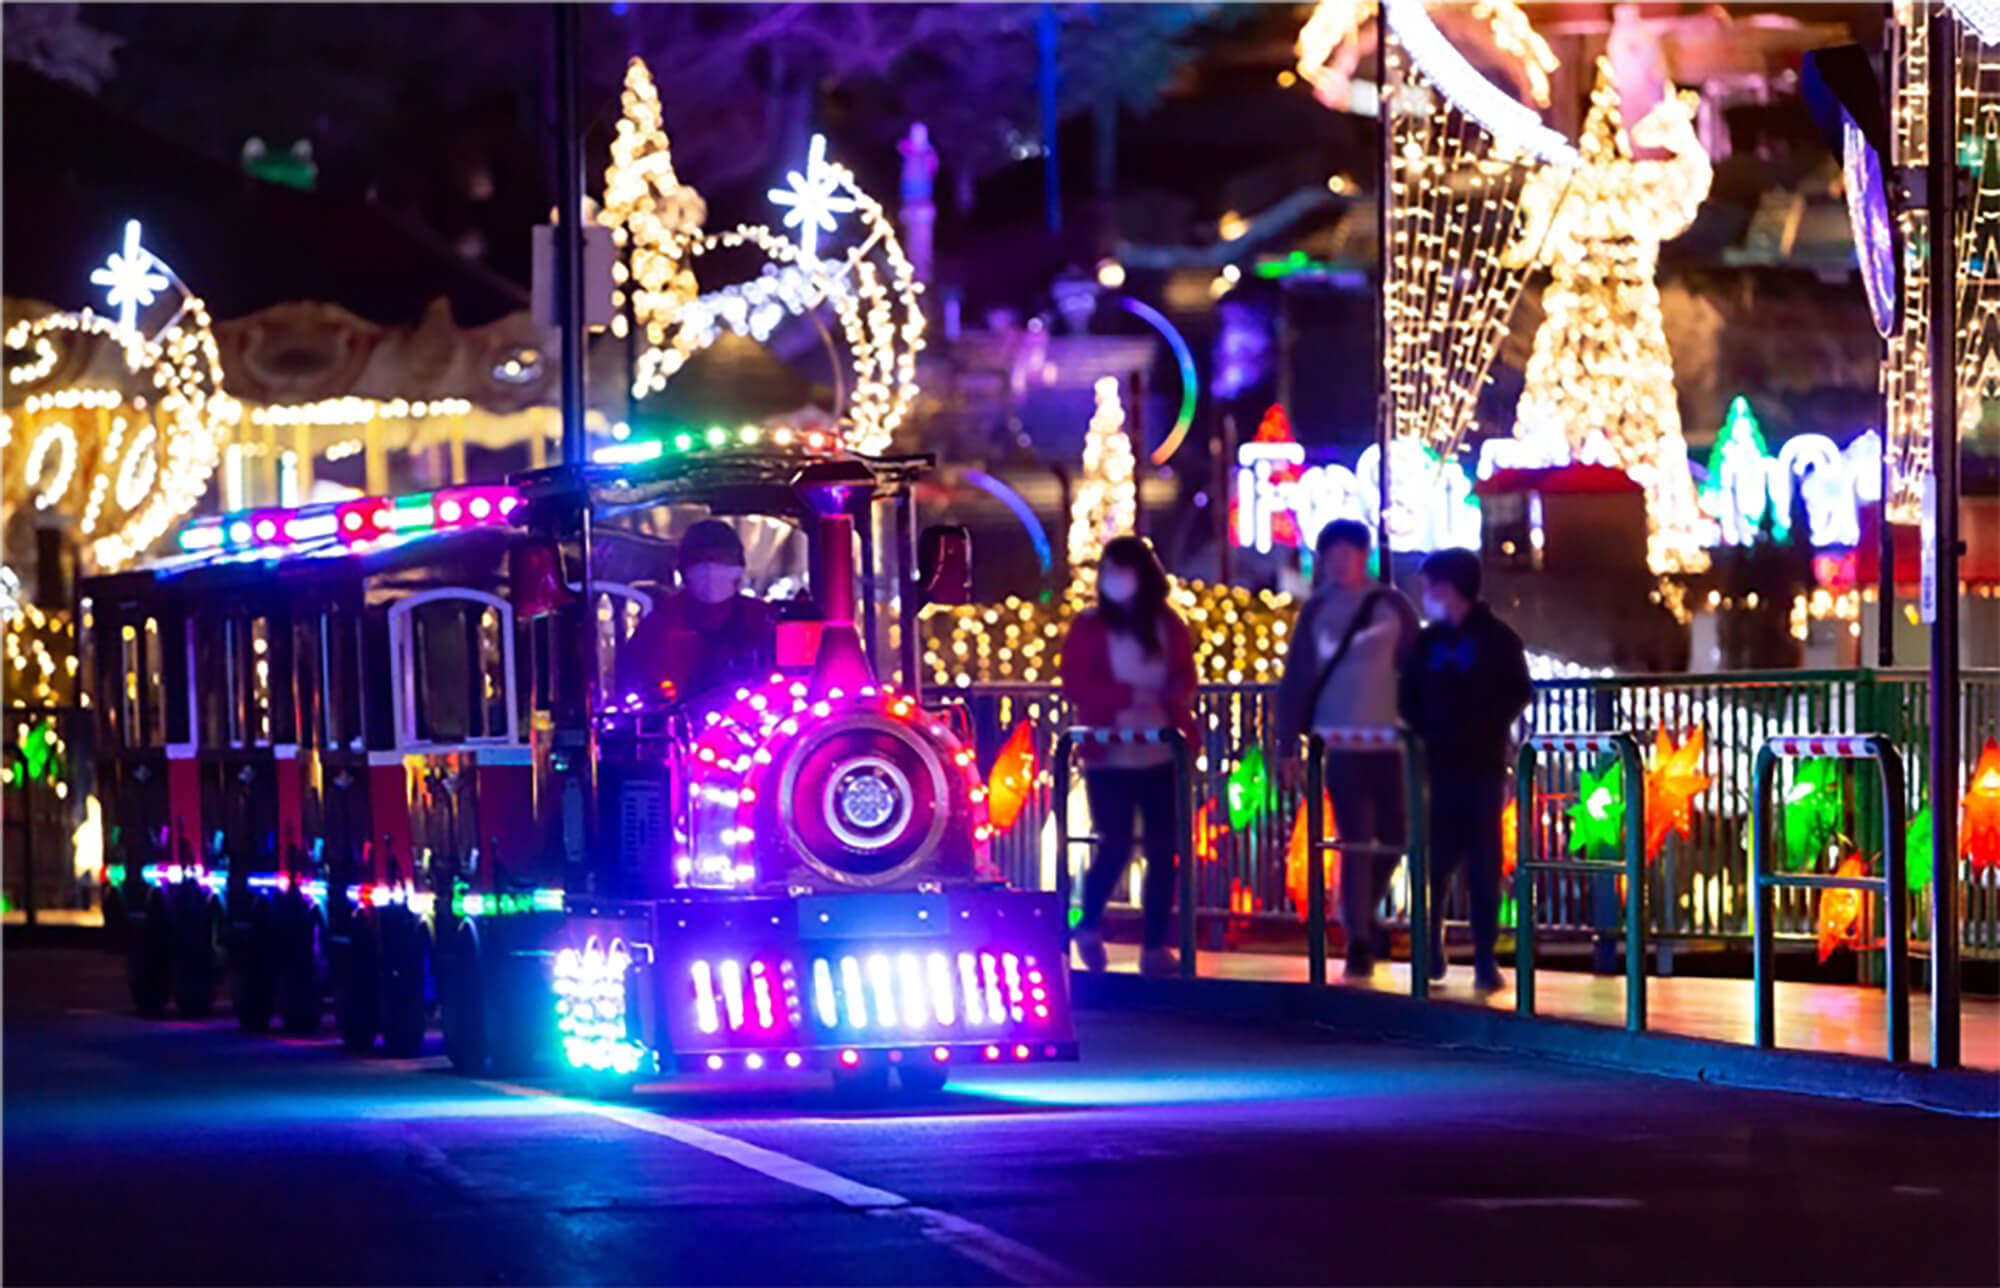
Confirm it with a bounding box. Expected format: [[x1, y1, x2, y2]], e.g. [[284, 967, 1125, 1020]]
[[232, 897, 278, 1033], [441, 926, 486, 1074], [379, 907, 431, 1059], [126, 891, 172, 1018], [170, 889, 219, 1020], [896, 1062, 950, 1097], [336, 916, 380, 1054], [277, 897, 324, 1037], [831, 1062, 892, 1104]]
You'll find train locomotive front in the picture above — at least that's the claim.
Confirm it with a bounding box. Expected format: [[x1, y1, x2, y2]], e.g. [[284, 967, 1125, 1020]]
[[543, 458, 1076, 1091]]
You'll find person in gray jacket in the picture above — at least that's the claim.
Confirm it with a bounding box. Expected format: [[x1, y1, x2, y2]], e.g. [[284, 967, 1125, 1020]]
[[1277, 520, 1421, 978]]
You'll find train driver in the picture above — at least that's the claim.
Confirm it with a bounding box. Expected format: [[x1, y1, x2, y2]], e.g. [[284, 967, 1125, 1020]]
[[613, 518, 776, 707]]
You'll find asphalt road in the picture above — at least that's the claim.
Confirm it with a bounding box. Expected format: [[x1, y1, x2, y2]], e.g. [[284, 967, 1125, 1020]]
[[6, 949, 1996, 1286]]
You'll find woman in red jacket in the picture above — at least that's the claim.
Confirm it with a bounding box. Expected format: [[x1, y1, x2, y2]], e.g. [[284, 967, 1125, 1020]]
[[1059, 536, 1198, 976]]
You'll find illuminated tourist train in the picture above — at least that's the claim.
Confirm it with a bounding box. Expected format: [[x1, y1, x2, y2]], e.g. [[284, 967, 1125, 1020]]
[[83, 435, 1076, 1093]]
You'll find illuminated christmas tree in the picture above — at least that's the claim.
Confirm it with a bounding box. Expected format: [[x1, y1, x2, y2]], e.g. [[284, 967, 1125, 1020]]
[[1065, 376, 1136, 595], [1511, 58, 1712, 573]]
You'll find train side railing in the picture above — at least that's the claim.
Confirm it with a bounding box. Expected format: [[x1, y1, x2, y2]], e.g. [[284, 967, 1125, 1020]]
[[961, 668, 2000, 959]]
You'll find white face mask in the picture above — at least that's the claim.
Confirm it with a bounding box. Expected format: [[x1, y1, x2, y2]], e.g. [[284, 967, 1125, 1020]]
[[1422, 593, 1449, 623], [685, 562, 743, 605], [1099, 568, 1139, 606]]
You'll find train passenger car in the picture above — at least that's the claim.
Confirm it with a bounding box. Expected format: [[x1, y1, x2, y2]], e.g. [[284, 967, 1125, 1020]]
[[85, 436, 1076, 1094]]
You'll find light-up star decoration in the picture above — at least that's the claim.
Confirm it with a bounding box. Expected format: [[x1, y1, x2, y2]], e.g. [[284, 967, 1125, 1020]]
[[1963, 740, 2000, 872], [1642, 728, 1711, 861], [89, 220, 172, 335], [767, 134, 857, 262], [1567, 758, 1626, 857]]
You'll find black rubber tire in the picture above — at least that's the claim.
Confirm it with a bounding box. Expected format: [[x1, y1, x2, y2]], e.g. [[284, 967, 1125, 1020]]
[[831, 1063, 892, 1104], [335, 915, 380, 1054], [378, 906, 431, 1059], [170, 890, 219, 1020], [126, 891, 172, 1018], [232, 896, 277, 1033], [277, 897, 324, 1037], [896, 1062, 951, 1097], [441, 925, 487, 1075]]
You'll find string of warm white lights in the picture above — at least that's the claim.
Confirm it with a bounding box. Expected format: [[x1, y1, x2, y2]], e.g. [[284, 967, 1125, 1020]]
[[1064, 377, 1135, 594], [1382, 46, 1549, 467], [1885, 2, 2000, 522], [597, 56, 924, 456], [1510, 59, 1712, 574], [247, 397, 472, 427]]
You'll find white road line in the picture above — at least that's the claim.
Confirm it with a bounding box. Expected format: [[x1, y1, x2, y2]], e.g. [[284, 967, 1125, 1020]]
[[483, 1080, 1090, 1285], [1452, 1197, 1643, 1210]]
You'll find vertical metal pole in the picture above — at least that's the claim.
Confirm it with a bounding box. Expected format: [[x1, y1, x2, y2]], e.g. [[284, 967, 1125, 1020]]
[[1925, 0, 1963, 1071], [1751, 747, 1776, 1048], [1176, 732, 1197, 980], [1375, 19, 1394, 583], [1878, 740, 1911, 1063], [1621, 737, 1647, 1033], [1405, 730, 1431, 1000], [554, 1, 588, 467], [1878, 348, 1896, 667], [1513, 744, 1536, 1015], [895, 492, 921, 701], [1306, 735, 1327, 988], [1054, 735, 1074, 948]]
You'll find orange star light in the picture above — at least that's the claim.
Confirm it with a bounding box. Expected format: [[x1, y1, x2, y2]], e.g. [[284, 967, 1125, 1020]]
[[985, 721, 1036, 834], [1962, 740, 2000, 872], [1286, 792, 1337, 920], [1815, 854, 1867, 962], [1644, 728, 1712, 861]]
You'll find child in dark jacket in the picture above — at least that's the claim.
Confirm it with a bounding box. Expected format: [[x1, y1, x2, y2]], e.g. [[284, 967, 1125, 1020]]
[[1400, 548, 1534, 992]]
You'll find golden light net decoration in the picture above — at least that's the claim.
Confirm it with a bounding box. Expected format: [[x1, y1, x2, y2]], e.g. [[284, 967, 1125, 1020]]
[[921, 584, 1299, 690], [1883, 3, 2000, 523], [596, 56, 924, 456], [1298, 0, 1566, 469], [1509, 59, 1713, 574]]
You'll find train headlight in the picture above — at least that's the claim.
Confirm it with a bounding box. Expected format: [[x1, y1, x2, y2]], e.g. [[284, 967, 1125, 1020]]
[[826, 756, 912, 851]]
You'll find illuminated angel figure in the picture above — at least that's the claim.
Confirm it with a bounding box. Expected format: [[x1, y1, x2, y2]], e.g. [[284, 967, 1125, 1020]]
[[1509, 58, 1714, 573]]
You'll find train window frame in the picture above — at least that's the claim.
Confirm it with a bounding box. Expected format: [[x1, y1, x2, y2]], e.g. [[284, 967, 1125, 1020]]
[[585, 580, 655, 702], [387, 588, 520, 751]]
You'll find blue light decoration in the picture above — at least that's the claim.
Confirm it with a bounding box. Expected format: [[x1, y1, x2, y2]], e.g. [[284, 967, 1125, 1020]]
[[962, 469, 1052, 575], [1115, 296, 1199, 465]]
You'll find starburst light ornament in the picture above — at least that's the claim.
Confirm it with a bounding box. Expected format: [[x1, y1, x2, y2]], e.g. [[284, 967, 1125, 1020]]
[[1642, 728, 1711, 860], [768, 134, 858, 263], [90, 220, 172, 338]]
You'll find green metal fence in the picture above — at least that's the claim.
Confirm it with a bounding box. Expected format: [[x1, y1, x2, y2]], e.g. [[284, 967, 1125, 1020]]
[[959, 669, 2000, 958]]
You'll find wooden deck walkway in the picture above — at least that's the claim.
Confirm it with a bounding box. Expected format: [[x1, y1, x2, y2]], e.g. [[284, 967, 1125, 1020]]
[[1097, 944, 2000, 1071]]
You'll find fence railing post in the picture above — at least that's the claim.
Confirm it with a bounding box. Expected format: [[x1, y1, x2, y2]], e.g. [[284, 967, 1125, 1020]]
[[1306, 736, 1327, 989], [1516, 731, 1647, 1032], [1053, 725, 1196, 981], [1753, 733, 1913, 1064]]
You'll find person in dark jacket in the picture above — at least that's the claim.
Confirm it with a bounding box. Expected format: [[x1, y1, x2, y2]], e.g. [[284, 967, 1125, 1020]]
[[612, 519, 775, 708], [1399, 547, 1533, 992]]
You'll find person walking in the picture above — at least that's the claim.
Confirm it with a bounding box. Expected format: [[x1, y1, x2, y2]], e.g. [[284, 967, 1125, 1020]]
[[1060, 536, 1198, 977], [1399, 548, 1533, 993], [1276, 520, 1420, 979]]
